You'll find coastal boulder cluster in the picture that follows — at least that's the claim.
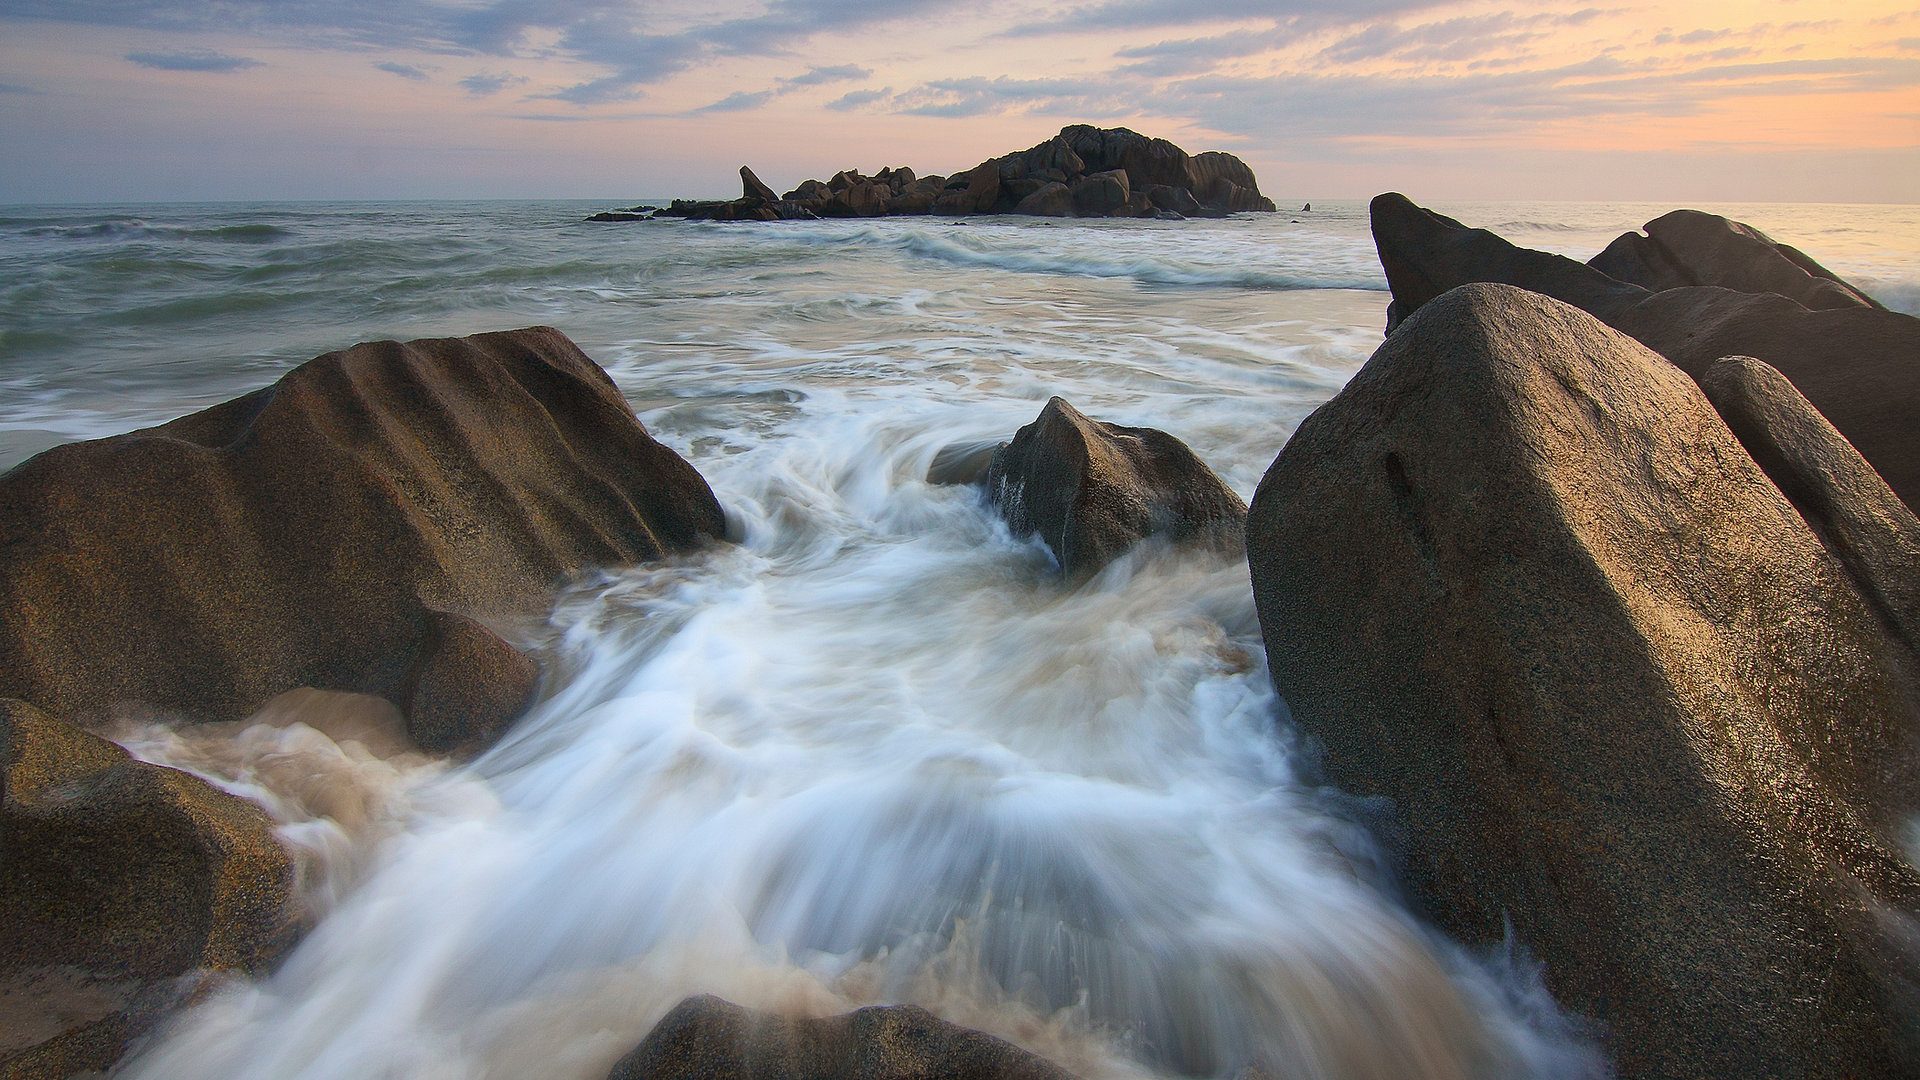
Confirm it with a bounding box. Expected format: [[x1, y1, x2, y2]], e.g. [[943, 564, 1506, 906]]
[[1250, 200, 1920, 1079], [3, 180, 1917, 1080], [588, 125, 1277, 223]]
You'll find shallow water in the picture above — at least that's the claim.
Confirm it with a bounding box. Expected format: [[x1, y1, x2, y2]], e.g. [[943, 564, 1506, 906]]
[[4, 198, 1914, 1080]]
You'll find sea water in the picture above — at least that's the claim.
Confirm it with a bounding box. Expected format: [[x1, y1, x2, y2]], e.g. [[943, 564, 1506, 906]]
[[3, 199, 1917, 1080]]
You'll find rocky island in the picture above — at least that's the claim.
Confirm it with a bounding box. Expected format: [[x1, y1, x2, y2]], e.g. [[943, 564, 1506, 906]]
[[588, 125, 1277, 223]]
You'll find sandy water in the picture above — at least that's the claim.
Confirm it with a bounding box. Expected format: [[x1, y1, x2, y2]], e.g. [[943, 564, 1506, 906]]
[[4, 199, 1916, 1079]]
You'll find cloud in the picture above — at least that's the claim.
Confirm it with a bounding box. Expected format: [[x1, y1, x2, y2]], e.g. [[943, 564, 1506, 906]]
[[375, 61, 430, 80], [0, 80, 36, 93], [1009, 0, 1438, 36], [125, 49, 261, 72], [694, 89, 775, 112], [459, 71, 527, 96], [785, 64, 871, 86], [8, 0, 932, 107], [826, 87, 891, 111], [889, 75, 1122, 118]]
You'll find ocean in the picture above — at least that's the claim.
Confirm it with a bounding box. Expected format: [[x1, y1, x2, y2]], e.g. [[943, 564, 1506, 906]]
[[4, 199, 1917, 1079]]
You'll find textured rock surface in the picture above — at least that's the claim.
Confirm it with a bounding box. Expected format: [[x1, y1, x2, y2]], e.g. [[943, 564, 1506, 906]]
[[985, 397, 1246, 579], [1, 699, 299, 1077], [607, 995, 1077, 1080], [1589, 208, 1883, 310], [1369, 192, 1920, 510], [0, 327, 726, 748], [1247, 283, 1920, 1079]]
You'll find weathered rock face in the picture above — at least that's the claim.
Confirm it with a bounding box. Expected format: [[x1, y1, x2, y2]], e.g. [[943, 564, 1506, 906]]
[[985, 397, 1246, 579], [1695, 355, 1920, 657], [1590, 209, 1884, 311], [0, 327, 727, 751], [739, 165, 779, 204], [606, 995, 1077, 1080], [1, 698, 300, 1074], [1013, 181, 1075, 217], [1247, 283, 1920, 1079], [1369, 192, 1920, 511], [1069, 170, 1130, 216]]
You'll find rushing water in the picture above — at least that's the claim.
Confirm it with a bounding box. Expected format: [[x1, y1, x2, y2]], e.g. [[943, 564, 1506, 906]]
[[4, 199, 1918, 1080]]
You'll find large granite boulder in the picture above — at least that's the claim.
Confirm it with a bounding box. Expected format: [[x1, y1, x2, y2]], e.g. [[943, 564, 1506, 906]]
[[1369, 193, 1920, 511], [1589, 209, 1884, 311], [1012, 182, 1075, 217], [1247, 283, 1920, 1079], [1, 698, 299, 1075], [1069, 170, 1130, 217], [985, 398, 1246, 580], [607, 995, 1076, 1080], [935, 161, 1002, 216], [0, 327, 726, 753]]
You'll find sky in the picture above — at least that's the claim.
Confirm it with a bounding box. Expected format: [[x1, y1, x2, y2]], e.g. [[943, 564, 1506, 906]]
[[0, 0, 1916, 203]]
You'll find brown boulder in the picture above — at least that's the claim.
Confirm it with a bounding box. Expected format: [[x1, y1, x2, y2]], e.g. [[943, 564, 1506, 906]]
[[781, 179, 831, 203], [1590, 209, 1883, 311], [1247, 283, 1920, 1079], [1188, 151, 1276, 212], [1695, 355, 1920, 655], [739, 166, 779, 204], [934, 161, 1001, 215], [985, 397, 1246, 579], [0, 327, 726, 749], [1369, 192, 1920, 511], [1013, 182, 1074, 218], [2, 699, 299, 1073], [606, 995, 1076, 1080], [1069, 170, 1130, 216]]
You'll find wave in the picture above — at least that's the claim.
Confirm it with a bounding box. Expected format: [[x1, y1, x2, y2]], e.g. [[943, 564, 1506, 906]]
[[21, 220, 294, 242], [869, 228, 1387, 292]]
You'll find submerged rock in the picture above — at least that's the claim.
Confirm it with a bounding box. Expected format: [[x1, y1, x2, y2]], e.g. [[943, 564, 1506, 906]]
[[1369, 192, 1920, 510], [0, 326, 727, 752], [985, 397, 1246, 579], [1247, 283, 1920, 1079], [607, 995, 1076, 1080]]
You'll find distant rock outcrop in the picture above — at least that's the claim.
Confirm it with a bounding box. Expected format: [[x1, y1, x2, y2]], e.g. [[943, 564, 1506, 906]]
[[1247, 282, 1920, 1080], [984, 397, 1246, 579], [606, 995, 1077, 1080], [602, 125, 1276, 223], [1368, 193, 1920, 510], [0, 327, 728, 754]]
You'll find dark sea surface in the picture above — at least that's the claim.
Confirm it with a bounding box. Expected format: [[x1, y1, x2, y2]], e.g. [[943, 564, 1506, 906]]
[[3, 199, 1914, 1080]]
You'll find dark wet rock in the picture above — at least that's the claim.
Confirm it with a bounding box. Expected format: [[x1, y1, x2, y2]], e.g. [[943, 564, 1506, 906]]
[[607, 995, 1077, 1080], [1145, 184, 1201, 216], [935, 161, 1002, 216], [1247, 282, 1920, 1080], [824, 181, 889, 219], [1188, 151, 1276, 212], [1590, 209, 1884, 311], [585, 211, 649, 223], [403, 610, 541, 756], [782, 179, 831, 202], [1013, 182, 1075, 218], [926, 440, 1007, 486], [0, 699, 296, 1077], [1070, 170, 1130, 216], [740, 166, 779, 204], [985, 397, 1246, 579], [0, 327, 726, 748], [1369, 192, 1920, 510], [0, 699, 298, 975], [998, 136, 1086, 183], [769, 201, 821, 221]]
